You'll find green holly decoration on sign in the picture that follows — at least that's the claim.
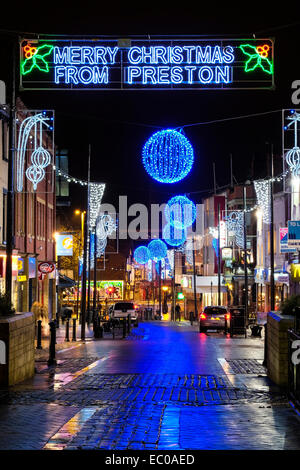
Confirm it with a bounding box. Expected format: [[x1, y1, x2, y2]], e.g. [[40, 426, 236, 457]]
[[239, 44, 273, 75], [21, 44, 54, 75]]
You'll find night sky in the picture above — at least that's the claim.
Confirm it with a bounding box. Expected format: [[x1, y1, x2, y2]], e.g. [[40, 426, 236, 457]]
[[0, 5, 299, 214]]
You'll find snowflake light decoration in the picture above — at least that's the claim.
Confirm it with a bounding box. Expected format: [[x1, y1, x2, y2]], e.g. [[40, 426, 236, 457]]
[[225, 211, 244, 248], [254, 180, 271, 224], [285, 111, 300, 176]]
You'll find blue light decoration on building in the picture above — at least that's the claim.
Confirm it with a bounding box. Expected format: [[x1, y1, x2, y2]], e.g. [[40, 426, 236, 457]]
[[212, 237, 219, 257], [133, 246, 151, 265], [162, 223, 186, 247], [148, 239, 168, 261], [165, 195, 197, 229], [142, 129, 194, 184]]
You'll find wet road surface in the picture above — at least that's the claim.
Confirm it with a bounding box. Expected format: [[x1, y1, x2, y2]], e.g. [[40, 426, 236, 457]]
[[0, 321, 300, 450]]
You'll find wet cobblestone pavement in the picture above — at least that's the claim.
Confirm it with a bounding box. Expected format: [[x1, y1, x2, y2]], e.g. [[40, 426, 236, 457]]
[[1, 321, 300, 450]]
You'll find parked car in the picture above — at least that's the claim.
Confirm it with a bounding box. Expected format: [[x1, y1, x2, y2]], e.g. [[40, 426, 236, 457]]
[[199, 306, 230, 333], [108, 302, 139, 326]]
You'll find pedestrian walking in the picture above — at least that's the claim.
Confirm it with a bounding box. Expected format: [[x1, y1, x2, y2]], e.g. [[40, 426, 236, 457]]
[[175, 304, 181, 321]]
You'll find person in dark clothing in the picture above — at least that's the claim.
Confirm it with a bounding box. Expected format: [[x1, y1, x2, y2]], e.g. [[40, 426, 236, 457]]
[[175, 304, 181, 321]]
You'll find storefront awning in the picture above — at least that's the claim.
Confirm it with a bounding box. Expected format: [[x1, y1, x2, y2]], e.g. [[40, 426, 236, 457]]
[[58, 274, 76, 289]]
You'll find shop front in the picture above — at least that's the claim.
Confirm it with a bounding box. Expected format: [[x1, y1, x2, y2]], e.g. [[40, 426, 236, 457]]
[[255, 267, 289, 312]]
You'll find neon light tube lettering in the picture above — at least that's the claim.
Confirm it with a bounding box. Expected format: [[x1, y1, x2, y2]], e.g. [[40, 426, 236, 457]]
[[53, 46, 68, 64], [142, 67, 157, 84], [127, 66, 142, 84], [128, 47, 142, 64], [170, 46, 183, 64], [195, 46, 211, 63], [170, 67, 183, 83], [106, 47, 118, 64], [215, 66, 231, 83], [198, 66, 214, 83], [141, 47, 154, 63], [222, 46, 235, 64], [69, 47, 81, 64], [211, 46, 223, 64], [183, 46, 196, 63], [185, 66, 196, 83]]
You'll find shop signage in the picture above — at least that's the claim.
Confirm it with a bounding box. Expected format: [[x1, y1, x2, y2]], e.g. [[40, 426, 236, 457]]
[[222, 247, 233, 260], [280, 227, 297, 253], [17, 275, 27, 282], [28, 257, 36, 278], [20, 38, 274, 90], [291, 264, 300, 282], [38, 262, 55, 274], [288, 221, 300, 248], [56, 234, 73, 256], [18, 257, 25, 273]]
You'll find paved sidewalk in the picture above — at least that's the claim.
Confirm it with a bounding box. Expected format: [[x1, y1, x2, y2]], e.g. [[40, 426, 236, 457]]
[[0, 321, 300, 450]]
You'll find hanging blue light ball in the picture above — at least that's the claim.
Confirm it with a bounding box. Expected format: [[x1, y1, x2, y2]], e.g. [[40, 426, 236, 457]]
[[142, 129, 194, 184], [165, 195, 197, 229], [162, 223, 186, 247], [148, 239, 168, 261], [133, 246, 150, 265]]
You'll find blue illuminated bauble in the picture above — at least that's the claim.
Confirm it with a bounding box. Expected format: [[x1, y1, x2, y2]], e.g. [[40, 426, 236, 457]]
[[134, 246, 150, 265], [142, 129, 194, 184], [165, 195, 197, 229], [162, 223, 186, 247], [148, 239, 168, 261]]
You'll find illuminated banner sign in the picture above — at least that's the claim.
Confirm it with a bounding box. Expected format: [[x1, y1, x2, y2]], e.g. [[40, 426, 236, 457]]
[[20, 38, 274, 90], [56, 234, 73, 256], [288, 221, 300, 248], [280, 227, 297, 253]]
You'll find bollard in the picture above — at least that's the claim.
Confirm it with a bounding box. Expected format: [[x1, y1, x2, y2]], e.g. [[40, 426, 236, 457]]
[[112, 322, 115, 339], [72, 318, 76, 342], [189, 311, 194, 326], [48, 321, 57, 366], [65, 319, 70, 342], [263, 323, 267, 366], [127, 314, 131, 334], [36, 320, 42, 349], [123, 317, 127, 338]]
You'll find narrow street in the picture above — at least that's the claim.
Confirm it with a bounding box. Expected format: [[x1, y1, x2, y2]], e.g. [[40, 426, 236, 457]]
[[1, 321, 300, 451]]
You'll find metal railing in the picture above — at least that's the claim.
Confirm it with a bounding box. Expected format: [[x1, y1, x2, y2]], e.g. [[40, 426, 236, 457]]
[[288, 328, 300, 409]]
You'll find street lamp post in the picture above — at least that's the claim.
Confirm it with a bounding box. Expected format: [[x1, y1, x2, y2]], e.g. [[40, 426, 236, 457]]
[[93, 231, 98, 323], [243, 182, 251, 321], [80, 211, 88, 340], [5, 36, 17, 303], [217, 205, 221, 305], [192, 237, 198, 320], [158, 260, 162, 319], [270, 148, 275, 311]]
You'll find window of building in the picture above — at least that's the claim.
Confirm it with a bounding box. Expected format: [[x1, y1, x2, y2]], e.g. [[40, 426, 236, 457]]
[[1, 120, 8, 161], [2, 189, 7, 244]]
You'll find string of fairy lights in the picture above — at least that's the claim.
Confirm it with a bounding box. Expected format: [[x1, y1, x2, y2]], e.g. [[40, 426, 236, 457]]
[[53, 165, 292, 215]]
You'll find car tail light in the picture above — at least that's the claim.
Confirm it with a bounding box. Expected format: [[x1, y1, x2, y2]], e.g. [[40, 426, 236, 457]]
[[225, 313, 231, 320], [200, 313, 206, 319], [134, 304, 138, 309]]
